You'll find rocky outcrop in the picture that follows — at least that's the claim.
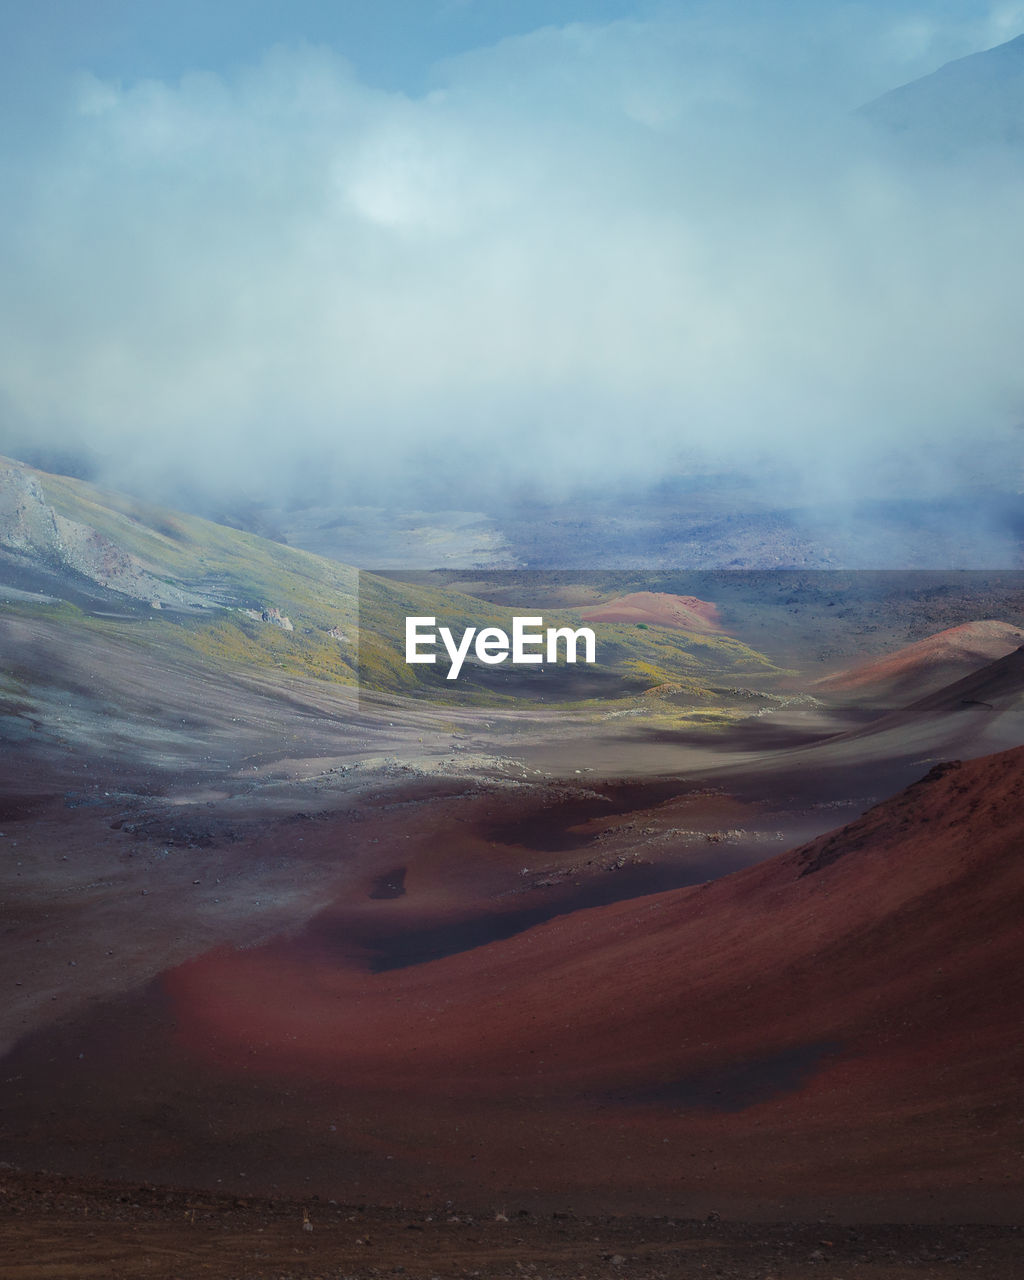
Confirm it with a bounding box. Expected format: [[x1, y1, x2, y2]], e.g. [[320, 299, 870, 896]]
[[240, 606, 294, 631]]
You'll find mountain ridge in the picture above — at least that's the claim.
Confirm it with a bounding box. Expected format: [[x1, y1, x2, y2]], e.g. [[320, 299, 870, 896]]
[[860, 30, 1024, 152]]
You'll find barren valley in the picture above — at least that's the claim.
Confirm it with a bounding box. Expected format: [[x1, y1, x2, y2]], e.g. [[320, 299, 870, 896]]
[[1, 458, 1023, 1277]]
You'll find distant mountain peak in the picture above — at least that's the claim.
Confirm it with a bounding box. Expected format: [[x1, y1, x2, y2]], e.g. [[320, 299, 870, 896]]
[[860, 31, 1024, 154]]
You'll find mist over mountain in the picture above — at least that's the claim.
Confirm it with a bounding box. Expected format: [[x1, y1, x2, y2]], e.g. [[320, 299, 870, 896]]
[[2, 9, 1024, 564]]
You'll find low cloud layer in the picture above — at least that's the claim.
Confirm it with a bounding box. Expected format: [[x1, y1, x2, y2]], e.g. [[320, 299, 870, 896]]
[[3, 5, 1024, 508]]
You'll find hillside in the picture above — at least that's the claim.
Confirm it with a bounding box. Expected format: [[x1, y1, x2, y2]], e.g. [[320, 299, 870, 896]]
[[813, 619, 1024, 704], [0, 455, 781, 706]]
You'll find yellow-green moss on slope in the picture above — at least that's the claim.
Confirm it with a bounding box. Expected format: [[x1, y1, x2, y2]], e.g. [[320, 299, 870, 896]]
[[24, 468, 783, 703], [355, 572, 782, 704]]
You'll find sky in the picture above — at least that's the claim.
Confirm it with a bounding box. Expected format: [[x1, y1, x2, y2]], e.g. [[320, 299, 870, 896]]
[[2, 1, 1024, 509]]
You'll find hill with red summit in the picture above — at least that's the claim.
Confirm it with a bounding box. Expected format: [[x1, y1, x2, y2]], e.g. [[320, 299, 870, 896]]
[[815, 619, 1024, 704], [579, 590, 722, 632]]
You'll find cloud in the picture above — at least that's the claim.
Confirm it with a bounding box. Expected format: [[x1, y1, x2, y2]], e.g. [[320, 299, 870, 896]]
[[1, 9, 1023, 508]]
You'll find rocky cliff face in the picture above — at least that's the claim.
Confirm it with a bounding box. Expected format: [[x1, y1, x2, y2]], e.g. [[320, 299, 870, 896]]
[[0, 458, 309, 631], [0, 457, 210, 609], [0, 461, 64, 560]]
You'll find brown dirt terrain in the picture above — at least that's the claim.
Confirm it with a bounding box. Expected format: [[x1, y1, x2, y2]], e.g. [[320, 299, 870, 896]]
[[2, 1170, 1022, 1280]]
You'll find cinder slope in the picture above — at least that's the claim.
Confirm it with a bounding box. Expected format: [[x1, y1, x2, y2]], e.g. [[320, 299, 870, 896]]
[[579, 590, 722, 632], [2, 744, 1023, 1218], [814, 620, 1024, 705], [148, 745, 1024, 1216], [825, 643, 1024, 762]]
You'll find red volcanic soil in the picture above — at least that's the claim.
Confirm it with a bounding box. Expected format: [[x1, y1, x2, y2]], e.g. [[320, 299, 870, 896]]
[[7, 746, 1022, 1223], [579, 591, 723, 632], [161, 747, 1024, 1218], [814, 620, 1024, 704]]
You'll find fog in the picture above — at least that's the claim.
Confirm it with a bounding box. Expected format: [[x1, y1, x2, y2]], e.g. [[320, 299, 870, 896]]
[[2, 4, 1024, 515]]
